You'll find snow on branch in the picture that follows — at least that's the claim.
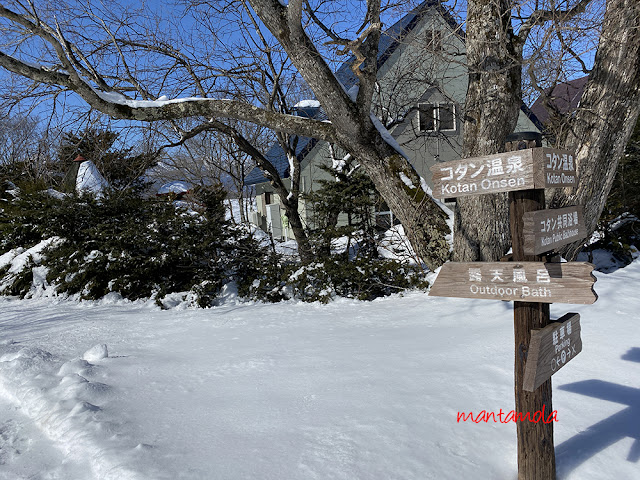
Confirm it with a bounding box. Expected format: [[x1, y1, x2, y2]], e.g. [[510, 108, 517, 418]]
[[0, 53, 337, 142]]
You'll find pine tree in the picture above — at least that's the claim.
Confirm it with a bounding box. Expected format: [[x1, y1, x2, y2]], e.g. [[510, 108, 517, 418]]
[[58, 128, 157, 191], [305, 164, 380, 259]]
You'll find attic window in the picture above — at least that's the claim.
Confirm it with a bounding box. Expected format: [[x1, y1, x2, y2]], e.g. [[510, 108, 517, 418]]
[[425, 29, 442, 52], [418, 103, 456, 132]]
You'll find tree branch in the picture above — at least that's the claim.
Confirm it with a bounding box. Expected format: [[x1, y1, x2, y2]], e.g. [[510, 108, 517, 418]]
[[0, 51, 337, 141], [517, 0, 593, 46], [248, 0, 360, 132], [354, 0, 381, 121]]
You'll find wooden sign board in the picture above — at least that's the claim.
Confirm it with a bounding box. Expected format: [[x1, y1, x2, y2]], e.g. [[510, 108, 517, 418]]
[[523, 313, 582, 392], [430, 147, 577, 199], [523, 206, 588, 255], [429, 262, 597, 304]]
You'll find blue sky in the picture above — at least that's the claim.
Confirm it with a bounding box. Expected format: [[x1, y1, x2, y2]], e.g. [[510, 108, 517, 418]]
[[0, 0, 602, 146]]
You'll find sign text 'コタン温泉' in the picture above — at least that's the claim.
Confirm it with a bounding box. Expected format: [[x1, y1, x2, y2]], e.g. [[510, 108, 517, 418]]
[[430, 147, 577, 199]]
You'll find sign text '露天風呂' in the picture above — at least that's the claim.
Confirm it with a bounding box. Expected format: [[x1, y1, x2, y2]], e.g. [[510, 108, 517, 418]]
[[428, 262, 597, 304]]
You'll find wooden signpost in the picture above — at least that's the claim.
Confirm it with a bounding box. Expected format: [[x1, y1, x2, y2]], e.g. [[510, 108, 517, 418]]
[[429, 146, 595, 480], [430, 147, 577, 199], [429, 262, 597, 304], [523, 206, 587, 255], [523, 313, 582, 392]]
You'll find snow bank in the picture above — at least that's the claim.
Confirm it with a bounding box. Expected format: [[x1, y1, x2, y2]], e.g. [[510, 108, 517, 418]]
[[0, 257, 639, 478], [0, 238, 63, 298], [83, 344, 109, 362], [0, 343, 159, 479], [157, 181, 191, 195], [6, 237, 59, 275]]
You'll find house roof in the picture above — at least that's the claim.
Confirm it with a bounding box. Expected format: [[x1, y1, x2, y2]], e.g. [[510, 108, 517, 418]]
[[529, 76, 588, 125], [157, 181, 192, 195], [244, 136, 319, 186], [244, 1, 542, 188], [245, 1, 446, 187], [334, 1, 464, 91]]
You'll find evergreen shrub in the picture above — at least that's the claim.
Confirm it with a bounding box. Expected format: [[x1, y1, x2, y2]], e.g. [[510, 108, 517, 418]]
[[0, 186, 272, 306], [243, 163, 430, 303], [1, 160, 431, 305]]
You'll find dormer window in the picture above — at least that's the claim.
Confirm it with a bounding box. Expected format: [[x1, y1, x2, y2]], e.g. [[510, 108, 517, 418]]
[[425, 28, 442, 52], [419, 103, 456, 132]]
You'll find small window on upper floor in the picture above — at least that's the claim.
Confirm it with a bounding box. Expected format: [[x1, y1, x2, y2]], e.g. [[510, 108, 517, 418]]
[[418, 103, 456, 132], [426, 28, 442, 52], [419, 104, 436, 131]]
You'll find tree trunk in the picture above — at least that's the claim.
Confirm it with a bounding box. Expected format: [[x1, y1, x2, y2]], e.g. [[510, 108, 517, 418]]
[[237, 181, 247, 224], [336, 128, 451, 271], [551, 0, 640, 259], [283, 196, 314, 262], [453, 0, 523, 262], [367, 156, 450, 271]]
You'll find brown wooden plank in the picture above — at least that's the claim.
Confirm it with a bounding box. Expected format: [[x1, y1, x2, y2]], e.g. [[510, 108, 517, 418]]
[[523, 206, 588, 255], [429, 147, 577, 199], [523, 313, 582, 392], [428, 261, 597, 304], [532, 147, 578, 188], [430, 149, 535, 198]]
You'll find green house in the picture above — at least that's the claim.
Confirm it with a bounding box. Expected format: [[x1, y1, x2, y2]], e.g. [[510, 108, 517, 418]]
[[245, 0, 542, 239]]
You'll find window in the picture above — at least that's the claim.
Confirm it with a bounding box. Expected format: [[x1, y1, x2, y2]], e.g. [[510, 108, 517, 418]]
[[426, 29, 442, 52], [418, 103, 456, 132], [439, 104, 455, 130], [265, 192, 273, 205], [419, 104, 437, 131]]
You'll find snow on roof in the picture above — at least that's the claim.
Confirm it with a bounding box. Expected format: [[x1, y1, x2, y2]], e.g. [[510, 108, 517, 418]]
[[76, 160, 109, 196], [158, 181, 192, 195], [294, 100, 321, 109]]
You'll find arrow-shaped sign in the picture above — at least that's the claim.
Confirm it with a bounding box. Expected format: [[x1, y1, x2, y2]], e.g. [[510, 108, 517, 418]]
[[429, 262, 597, 304], [523, 313, 582, 392], [523, 206, 587, 255], [430, 147, 577, 199]]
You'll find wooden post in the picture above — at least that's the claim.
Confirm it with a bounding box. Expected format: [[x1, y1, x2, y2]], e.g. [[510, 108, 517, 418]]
[[510, 188, 556, 480], [428, 142, 593, 478]]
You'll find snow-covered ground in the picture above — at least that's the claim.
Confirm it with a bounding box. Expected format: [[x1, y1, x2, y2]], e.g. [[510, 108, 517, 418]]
[[1, 258, 639, 479]]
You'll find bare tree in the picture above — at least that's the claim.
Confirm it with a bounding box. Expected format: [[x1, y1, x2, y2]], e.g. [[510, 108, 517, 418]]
[[453, 0, 639, 262], [158, 118, 267, 224], [0, 109, 57, 186], [548, 0, 640, 260], [1, 0, 637, 268]]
